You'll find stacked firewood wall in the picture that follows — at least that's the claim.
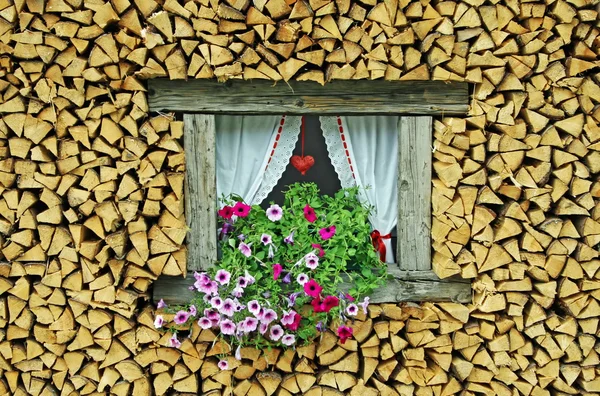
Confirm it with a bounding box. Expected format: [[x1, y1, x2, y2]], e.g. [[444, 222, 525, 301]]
[[0, 0, 599, 394]]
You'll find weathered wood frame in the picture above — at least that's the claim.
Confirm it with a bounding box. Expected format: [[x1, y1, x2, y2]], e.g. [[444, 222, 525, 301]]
[[150, 79, 471, 304]]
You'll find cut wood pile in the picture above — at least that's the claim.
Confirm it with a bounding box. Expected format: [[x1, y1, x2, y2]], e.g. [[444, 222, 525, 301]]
[[0, 0, 599, 394]]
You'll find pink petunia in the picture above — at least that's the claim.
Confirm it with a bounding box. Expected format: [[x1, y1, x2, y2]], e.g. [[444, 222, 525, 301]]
[[218, 206, 234, 219], [235, 345, 242, 360], [259, 322, 269, 335], [154, 315, 164, 329], [215, 269, 231, 285], [261, 309, 277, 324], [232, 287, 244, 298], [237, 276, 248, 288], [188, 305, 197, 316], [284, 312, 302, 331], [345, 293, 355, 302], [198, 317, 212, 329], [311, 244, 325, 257], [273, 263, 283, 280], [220, 298, 236, 317], [281, 310, 296, 326], [210, 296, 223, 309], [359, 296, 370, 314], [157, 299, 167, 309], [261, 233, 272, 245], [218, 360, 229, 370], [244, 270, 255, 285], [266, 204, 283, 221], [233, 202, 251, 217], [319, 226, 336, 240], [239, 242, 252, 257], [346, 304, 359, 316], [303, 205, 317, 223], [305, 253, 319, 270], [243, 317, 259, 332], [174, 310, 190, 325], [169, 333, 181, 348], [303, 279, 322, 298], [281, 334, 296, 346], [220, 319, 236, 335], [284, 231, 295, 245], [204, 309, 220, 321], [270, 325, 284, 341], [337, 325, 353, 344], [296, 273, 309, 285], [248, 300, 261, 316]]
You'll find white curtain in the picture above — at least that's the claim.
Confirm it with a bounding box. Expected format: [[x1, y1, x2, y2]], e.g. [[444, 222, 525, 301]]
[[216, 115, 301, 205], [321, 116, 398, 263]]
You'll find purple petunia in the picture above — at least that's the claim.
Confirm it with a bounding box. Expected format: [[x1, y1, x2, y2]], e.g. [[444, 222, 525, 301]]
[[305, 253, 319, 270], [284, 231, 295, 245], [157, 299, 167, 309]]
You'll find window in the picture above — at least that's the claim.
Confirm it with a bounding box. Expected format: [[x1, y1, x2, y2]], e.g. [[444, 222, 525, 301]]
[[149, 79, 471, 305]]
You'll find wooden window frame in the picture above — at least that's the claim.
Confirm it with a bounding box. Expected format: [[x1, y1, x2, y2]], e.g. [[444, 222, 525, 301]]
[[149, 79, 471, 304]]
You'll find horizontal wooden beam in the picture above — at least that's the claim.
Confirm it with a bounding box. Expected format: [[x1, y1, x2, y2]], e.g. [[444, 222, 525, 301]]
[[153, 265, 471, 306], [148, 80, 469, 115]]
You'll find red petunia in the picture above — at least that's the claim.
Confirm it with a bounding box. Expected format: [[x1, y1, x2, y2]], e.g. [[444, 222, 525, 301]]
[[233, 202, 251, 217], [303, 205, 317, 223], [304, 279, 322, 298], [320, 296, 339, 313], [311, 296, 323, 313], [312, 244, 325, 257], [218, 206, 234, 219], [337, 325, 353, 344]]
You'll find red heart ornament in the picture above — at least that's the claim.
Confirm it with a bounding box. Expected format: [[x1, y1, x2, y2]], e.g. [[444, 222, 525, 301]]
[[291, 155, 315, 175]]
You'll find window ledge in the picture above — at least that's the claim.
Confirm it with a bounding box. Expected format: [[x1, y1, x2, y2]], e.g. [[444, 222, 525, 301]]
[[153, 264, 471, 306]]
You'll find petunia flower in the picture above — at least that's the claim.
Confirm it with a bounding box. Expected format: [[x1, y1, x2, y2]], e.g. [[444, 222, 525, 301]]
[[304, 279, 322, 298], [282, 272, 291, 284], [259, 322, 269, 335], [210, 296, 223, 309], [232, 287, 244, 298], [345, 293, 355, 302], [337, 325, 353, 344], [239, 242, 252, 257], [154, 315, 164, 329], [346, 304, 359, 316], [286, 292, 301, 307], [220, 319, 236, 335], [283, 231, 295, 245], [218, 360, 229, 370], [198, 317, 212, 329], [268, 244, 275, 259], [237, 276, 248, 288], [359, 296, 370, 314], [311, 244, 325, 257], [174, 310, 190, 325], [303, 205, 317, 223], [281, 310, 296, 326], [261, 233, 272, 245], [270, 325, 284, 341], [157, 299, 167, 309], [281, 334, 296, 346], [297, 273, 309, 285], [305, 253, 319, 270], [169, 333, 181, 348], [235, 345, 242, 360], [188, 305, 197, 316], [238, 234, 246, 241], [243, 317, 259, 332], [311, 296, 323, 313], [218, 206, 234, 219], [233, 202, 251, 217], [319, 226, 336, 240], [266, 204, 283, 221], [204, 309, 220, 321], [244, 270, 255, 285], [273, 263, 283, 280], [320, 296, 339, 313], [215, 270, 230, 285], [220, 298, 236, 317], [316, 321, 325, 332], [248, 300, 261, 316], [261, 309, 277, 324], [284, 312, 302, 331]]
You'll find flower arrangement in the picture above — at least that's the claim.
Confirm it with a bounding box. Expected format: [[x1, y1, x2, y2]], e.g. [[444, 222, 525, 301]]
[[156, 183, 386, 353]]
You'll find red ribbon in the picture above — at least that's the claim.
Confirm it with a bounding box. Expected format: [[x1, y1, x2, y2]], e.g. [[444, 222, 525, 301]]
[[371, 230, 391, 262]]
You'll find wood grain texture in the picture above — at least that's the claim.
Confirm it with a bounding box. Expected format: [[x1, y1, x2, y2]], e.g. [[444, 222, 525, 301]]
[[148, 80, 469, 115], [397, 116, 433, 272], [184, 114, 217, 271], [154, 265, 470, 305]]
